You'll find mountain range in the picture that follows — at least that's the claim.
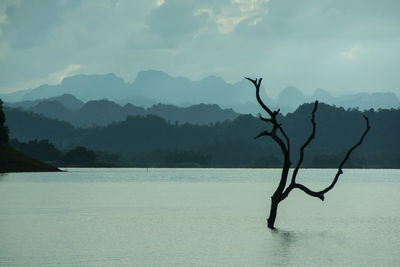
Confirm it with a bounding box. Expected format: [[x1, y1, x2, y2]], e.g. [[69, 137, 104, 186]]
[[1, 70, 399, 114], [6, 95, 239, 127]]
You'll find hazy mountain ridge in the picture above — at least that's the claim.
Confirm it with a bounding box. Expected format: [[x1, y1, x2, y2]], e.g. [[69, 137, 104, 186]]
[[1, 70, 260, 109], [9, 98, 240, 127], [6, 94, 84, 110], [277, 87, 400, 113], [131, 70, 265, 110], [1, 70, 399, 114]]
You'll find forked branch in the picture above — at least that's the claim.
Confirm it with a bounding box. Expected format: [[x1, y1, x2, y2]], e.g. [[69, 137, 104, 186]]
[[282, 115, 371, 201], [291, 101, 319, 184], [318, 116, 371, 195]]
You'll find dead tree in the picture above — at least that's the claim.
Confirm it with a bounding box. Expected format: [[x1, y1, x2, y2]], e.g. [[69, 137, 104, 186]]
[[246, 77, 371, 229]]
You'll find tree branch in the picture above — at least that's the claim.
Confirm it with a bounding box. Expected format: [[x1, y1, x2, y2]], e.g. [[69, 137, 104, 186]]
[[281, 182, 324, 202], [318, 116, 371, 195], [254, 131, 272, 139], [246, 77, 290, 154], [245, 77, 274, 117], [278, 122, 291, 156], [259, 115, 273, 124], [291, 101, 319, 184], [293, 183, 325, 201]]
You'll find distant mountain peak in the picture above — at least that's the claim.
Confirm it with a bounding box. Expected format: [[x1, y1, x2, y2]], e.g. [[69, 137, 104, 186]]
[[313, 88, 331, 95], [201, 75, 226, 84], [278, 86, 305, 100], [281, 86, 303, 94], [311, 88, 333, 103], [135, 70, 173, 82], [277, 87, 306, 113], [83, 99, 121, 108], [61, 72, 124, 86], [47, 94, 84, 110]]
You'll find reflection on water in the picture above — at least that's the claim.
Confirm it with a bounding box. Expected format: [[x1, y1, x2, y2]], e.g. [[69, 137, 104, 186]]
[[270, 228, 337, 266], [0, 172, 7, 181], [0, 168, 399, 266], [271, 229, 297, 266], [273, 228, 297, 249]]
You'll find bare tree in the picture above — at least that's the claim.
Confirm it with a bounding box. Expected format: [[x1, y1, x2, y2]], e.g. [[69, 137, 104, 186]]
[[246, 77, 371, 229]]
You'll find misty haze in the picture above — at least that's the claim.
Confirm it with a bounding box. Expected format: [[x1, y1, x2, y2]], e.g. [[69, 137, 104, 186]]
[[0, 0, 399, 266]]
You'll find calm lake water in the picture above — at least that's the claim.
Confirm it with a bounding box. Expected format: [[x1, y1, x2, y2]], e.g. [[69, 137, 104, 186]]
[[0, 168, 399, 266]]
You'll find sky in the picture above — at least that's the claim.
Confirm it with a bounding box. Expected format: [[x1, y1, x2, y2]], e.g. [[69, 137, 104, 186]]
[[0, 0, 399, 98]]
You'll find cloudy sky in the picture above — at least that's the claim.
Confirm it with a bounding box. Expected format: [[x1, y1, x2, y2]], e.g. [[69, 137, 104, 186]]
[[0, 0, 399, 97]]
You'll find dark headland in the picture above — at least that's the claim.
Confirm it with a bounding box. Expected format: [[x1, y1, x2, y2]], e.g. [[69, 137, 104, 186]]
[[0, 99, 60, 173], [0, 144, 60, 173]]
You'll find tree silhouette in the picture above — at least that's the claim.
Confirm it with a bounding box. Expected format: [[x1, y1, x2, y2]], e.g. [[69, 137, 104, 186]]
[[0, 99, 9, 146], [246, 78, 371, 229], [63, 146, 97, 163]]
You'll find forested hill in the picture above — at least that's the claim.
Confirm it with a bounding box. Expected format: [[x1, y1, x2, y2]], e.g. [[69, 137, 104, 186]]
[[4, 103, 400, 168]]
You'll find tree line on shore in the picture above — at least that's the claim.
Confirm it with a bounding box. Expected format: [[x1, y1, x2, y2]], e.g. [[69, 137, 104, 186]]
[[3, 102, 400, 168]]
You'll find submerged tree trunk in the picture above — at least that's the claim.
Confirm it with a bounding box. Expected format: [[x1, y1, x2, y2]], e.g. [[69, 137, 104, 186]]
[[246, 77, 370, 229], [267, 197, 279, 229]]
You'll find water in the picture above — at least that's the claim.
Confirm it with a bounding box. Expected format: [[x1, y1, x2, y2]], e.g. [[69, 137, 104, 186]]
[[0, 168, 399, 266]]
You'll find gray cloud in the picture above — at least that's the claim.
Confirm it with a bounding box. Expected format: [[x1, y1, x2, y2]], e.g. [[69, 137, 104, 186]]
[[146, 0, 209, 40], [0, 0, 82, 49], [237, 0, 400, 41], [0, 0, 399, 98]]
